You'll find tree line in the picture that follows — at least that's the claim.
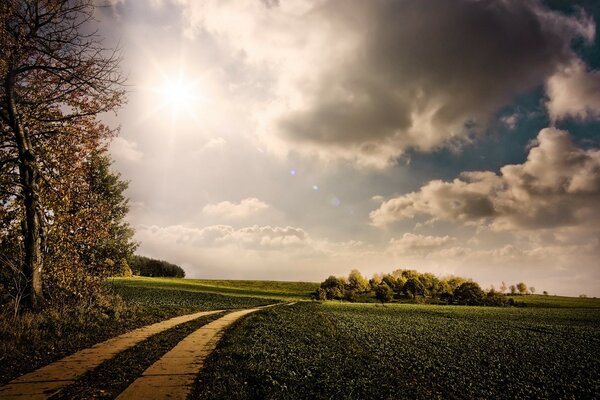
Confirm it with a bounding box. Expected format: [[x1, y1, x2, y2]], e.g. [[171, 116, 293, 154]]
[[314, 269, 534, 306], [0, 0, 135, 313], [122, 255, 186, 278]]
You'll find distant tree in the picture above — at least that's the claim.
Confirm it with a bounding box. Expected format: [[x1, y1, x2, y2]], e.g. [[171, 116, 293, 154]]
[[369, 273, 382, 290], [509, 285, 517, 295], [312, 287, 327, 301], [128, 255, 185, 278], [454, 282, 486, 305], [344, 289, 358, 302], [382, 274, 399, 292], [419, 273, 440, 297], [529, 287, 536, 295], [500, 281, 508, 294], [320, 275, 345, 300], [543, 290, 548, 296], [447, 276, 467, 291], [579, 294, 588, 298], [517, 282, 528, 295], [403, 277, 425, 298], [484, 289, 509, 306], [347, 269, 370, 293], [375, 283, 394, 304]]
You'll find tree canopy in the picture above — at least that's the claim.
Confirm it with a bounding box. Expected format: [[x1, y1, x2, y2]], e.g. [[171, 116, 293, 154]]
[[0, 0, 131, 311]]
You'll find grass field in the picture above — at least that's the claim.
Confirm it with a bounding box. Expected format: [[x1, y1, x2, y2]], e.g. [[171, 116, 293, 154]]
[[3, 277, 599, 397], [0, 277, 281, 385], [192, 301, 600, 399], [110, 276, 319, 302]]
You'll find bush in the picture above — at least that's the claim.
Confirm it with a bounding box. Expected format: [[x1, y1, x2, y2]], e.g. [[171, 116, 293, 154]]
[[483, 290, 509, 307]]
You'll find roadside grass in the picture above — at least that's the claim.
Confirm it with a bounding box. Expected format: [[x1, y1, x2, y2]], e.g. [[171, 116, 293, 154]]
[[192, 302, 600, 400], [0, 278, 277, 386], [53, 311, 226, 400], [110, 276, 318, 301], [0, 296, 175, 386]]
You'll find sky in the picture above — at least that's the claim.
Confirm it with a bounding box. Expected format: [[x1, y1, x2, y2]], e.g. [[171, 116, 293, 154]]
[[98, 0, 600, 296]]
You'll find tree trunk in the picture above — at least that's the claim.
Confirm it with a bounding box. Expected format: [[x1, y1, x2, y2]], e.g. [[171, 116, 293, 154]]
[[6, 72, 44, 310]]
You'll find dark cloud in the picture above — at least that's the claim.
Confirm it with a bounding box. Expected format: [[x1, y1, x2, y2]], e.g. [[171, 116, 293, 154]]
[[371, 128, 600, 230], [269, 0, 594, 166]]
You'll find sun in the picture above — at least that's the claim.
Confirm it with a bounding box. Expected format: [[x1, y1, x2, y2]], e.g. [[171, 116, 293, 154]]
[[145, 68, 208, 126], [161, 78, 196, 109]]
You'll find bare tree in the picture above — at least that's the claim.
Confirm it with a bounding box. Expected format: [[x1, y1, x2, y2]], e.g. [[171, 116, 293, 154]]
[[0, 0, 124, 309]]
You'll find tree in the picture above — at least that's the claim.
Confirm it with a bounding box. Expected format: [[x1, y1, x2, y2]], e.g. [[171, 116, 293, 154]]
[[529, 286, 535, 295], [509, 285, 517, 295], [0, 0, 124, 309], [347, 269, 370, 293], [375, 283, 393, 304], [403, 277, 425, 298], [129, 255, 185, 278], [454, 282, 486, 305], [516, 282, 528, 295], [543, 290, 548, 296], [500, 281, 507, 294], [320, 276, 346, 300]]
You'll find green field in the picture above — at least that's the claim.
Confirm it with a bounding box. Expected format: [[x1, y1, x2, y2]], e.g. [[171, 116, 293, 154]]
[[110, 276, 319, 302], [3, 277, 599, 398], [192, 300, 600, 399]]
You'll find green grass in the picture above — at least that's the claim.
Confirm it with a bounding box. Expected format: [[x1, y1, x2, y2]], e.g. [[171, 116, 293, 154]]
[[192, 302, 600, 399], [110, 276, 318, 301], [507, 294, 600, 308]]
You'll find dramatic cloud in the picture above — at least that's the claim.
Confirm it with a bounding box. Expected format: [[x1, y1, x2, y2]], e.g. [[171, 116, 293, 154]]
[[202, 198, 270, 218], [179, 0, 594, 167], [371, 128, 600, 231], [546, 59, 600, 121]]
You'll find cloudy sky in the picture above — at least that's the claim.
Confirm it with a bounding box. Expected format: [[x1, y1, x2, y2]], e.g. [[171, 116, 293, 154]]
[[99, 0, 600, 296]]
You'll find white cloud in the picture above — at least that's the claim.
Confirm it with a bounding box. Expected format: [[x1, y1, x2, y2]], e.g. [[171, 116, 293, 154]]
[[546, 59, 600, 122], [110, 136, 143, 162], [176, 0, 594, 168], [387, 233, 457, 255], [200, 137, 227, 152], [202, 197, 270, 218], [501, 113, 519, 130], [371, 128, 600, 231]]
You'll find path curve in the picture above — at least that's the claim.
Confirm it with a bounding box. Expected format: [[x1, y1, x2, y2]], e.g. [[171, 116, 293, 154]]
[[115, 308, 261, 400], [0, 310, 223, 400]]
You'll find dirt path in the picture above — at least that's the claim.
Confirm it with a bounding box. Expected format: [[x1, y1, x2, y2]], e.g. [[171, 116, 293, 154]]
[[115, 308, 261, 400], [0, 310, 223, 400]]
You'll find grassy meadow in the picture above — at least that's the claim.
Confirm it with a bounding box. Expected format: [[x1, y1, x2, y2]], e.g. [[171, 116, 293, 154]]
[[110, 276, 319, 302], [2, 276, 599, 398], [193, 300, 600, 399]]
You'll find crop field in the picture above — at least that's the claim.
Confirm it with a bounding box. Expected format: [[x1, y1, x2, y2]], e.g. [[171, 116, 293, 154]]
[[192, 301, 600, 399], [112, 282, 278, 312], [110, 276, 318, 301]]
